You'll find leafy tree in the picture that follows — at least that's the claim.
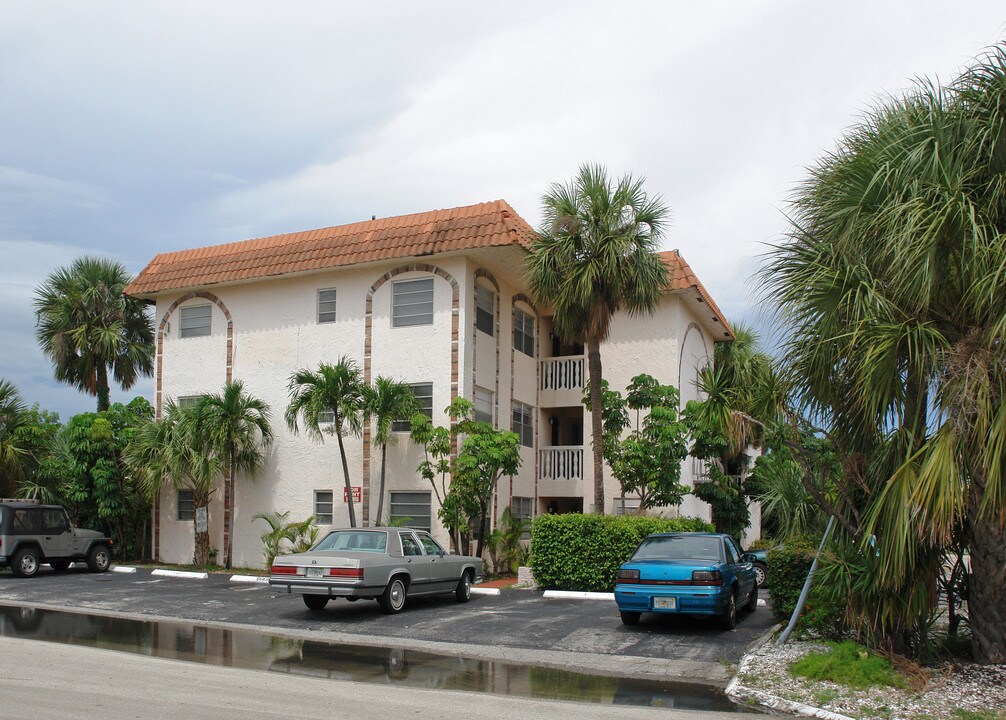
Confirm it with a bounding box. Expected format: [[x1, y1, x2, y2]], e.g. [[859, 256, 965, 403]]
[[0, 379, 30, 494], [199, 381, 273, 568], [590, 374, 689, 511], [363, 376, 418, 525], [125, 400, 220, 565], [285, 357, 364, 527], [12, 404, 64, 503], [528, 164, 670, 514], [409, 398, 469, 552], [33, 256, 154, 412], [762, 47, 1006, 663]]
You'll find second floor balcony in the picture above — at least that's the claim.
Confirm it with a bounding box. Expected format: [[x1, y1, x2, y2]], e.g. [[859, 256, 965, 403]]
[[539, 355, 584, 408]]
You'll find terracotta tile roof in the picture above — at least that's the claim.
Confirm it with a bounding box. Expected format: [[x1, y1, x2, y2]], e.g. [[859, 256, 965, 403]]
[[125, 200, 536, 297], [658, 250, 734, 340]]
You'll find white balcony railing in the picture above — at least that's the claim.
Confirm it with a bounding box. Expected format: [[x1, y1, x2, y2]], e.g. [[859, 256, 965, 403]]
[[540, 356, 584, 392], [539, 446, 584, 481]]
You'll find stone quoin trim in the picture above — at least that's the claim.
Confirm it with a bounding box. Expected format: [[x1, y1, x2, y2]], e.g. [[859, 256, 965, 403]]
[[363, 263, 460, 526], [510, 294, 540, 519], [153, 290, 234, 562], [472, 269, 502, 526]]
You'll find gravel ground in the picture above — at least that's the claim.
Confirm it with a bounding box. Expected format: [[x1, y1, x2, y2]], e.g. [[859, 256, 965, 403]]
[[733, 639, 1006, 720]]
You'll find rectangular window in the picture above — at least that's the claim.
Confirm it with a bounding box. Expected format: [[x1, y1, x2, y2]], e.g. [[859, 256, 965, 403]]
[[177, 490, 194, 521], [392, 278, 434, 327], [179, 305, 212, 338], [513, 308, 534, 357], [393, 383, 433, 432], [511, 496, 532, 523], [314, 490, 333, 525], [614, 497, 641, 516], [389, 491, 432, 532], [512, 401, 534, 447], [473, 385, 494, 424], [475, 284, 494, 336], [176, 395, 202, 409], [317, 288, 337, 324], [318, 409, 335, 425]]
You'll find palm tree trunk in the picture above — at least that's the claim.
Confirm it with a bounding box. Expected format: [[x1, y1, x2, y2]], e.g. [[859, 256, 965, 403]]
[[967, 473, 1006, 664], [225, 449, 235, 569], [335, 426, 357, 528], [587, 335, 605, 514], [96, 363, 110, 412], [193, 497, 211, 566], [375, 443, 388, 525]]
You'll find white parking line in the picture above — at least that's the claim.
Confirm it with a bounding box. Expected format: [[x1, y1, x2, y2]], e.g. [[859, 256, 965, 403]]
[[471, 587, 500, 596], [542, 590, 615, 601], [230, 575, 269, 584], [151, 569, 209, 580], [112, 566, 138, 573]]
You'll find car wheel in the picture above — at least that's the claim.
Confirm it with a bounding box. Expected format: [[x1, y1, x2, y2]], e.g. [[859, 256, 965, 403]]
[[49, 559, 72, 572], [11, 547, 40, 578], [455, 570, 472, 603], [620, 611, 641, 626], [86, 545, 111, 573], [743, 583, 758, 613], [753, 562, 767, 588], [303, 595, 329, 611], [719, 591, 738, 630], [379, 576, 408, 614]]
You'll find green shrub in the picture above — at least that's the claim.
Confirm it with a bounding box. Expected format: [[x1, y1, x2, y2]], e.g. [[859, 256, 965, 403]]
[[766, 535, 817, 624], [529, 513, 714, 591]]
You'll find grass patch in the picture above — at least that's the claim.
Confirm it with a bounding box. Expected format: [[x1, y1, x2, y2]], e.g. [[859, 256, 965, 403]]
[[954, 711, 1006, 720], [789, 641, 907, 690]]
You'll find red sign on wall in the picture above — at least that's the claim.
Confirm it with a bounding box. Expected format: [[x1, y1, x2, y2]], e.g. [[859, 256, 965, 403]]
[[344, 486, 362, 503]]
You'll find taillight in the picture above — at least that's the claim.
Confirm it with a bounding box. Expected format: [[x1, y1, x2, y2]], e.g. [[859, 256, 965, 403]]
[[271, 565, 297, 575], [327, 568, 364, 578], [691, 570, 723, 586], [617, 568, 640, 583]]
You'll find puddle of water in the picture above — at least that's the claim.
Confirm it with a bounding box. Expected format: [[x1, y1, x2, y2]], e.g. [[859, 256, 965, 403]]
[[0, 604, 757, 713]]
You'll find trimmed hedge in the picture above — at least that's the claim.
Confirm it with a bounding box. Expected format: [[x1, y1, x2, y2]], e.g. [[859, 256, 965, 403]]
[[529, 513, 715, 592], [766, 535, 818, 624]]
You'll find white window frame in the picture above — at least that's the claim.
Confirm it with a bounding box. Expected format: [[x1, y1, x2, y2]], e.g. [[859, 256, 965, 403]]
[[314, 490, 333, 525], [474, 385, 494, 425], [513, 307, 535, 357], [317, 288, 337, 324], [393, 383, 433, 432], [389, 491, 432, 532], [179, 305, 212, 338], [511, 496, 532, 523], [392, 277, 434, 327], [614, 496, 641, 516], [475, 284, 494, 336], [176, 395, 203, 409], [512, 401, 534, 448]]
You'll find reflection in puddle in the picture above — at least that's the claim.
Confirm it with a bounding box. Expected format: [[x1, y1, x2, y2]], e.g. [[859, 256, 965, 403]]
[[0, 605, 757, 712]]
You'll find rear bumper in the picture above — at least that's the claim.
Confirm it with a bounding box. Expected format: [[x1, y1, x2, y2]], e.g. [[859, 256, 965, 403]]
[[615, 583, 732, 616], [268, 578, 384, 599]]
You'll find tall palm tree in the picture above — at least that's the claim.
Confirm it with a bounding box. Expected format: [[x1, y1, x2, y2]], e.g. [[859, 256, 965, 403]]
[[363, 376, 418, 525], [199, 381, 273, 569], [34, 256, 154, 412], [527, 164, 670, 513], [125, 402, 221, 565], [285, 357, 364, 527], [0, 379, 29, 495], [762, 47, 1006, 663]]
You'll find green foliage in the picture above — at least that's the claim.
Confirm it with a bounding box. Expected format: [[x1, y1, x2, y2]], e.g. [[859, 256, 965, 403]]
[[529, 513, 714, 591], [691, 465, 750, 543], [253, 511, 318, 568], [364, 376, 418, 524], [487, 506, 529, 574], [0, 379, 31, 492], [766, 535, 818, 625], [789, 641, 907, 690]]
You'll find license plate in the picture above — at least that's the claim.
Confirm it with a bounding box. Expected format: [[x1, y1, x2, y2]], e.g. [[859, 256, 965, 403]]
[[305, 567, 323, 578], [653, 597, 677, 610]]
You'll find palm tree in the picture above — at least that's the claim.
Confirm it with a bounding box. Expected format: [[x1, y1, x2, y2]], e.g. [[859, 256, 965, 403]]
[[762, 47, 1006, 663], [0, 379, 29, 495], [363, 377, 418, 525], [199, 381, 273, 569], [34, 256, 154, 412], [527, 164, 670, 514], [285, 357, 364, 527], [125, 402, 221, 565]]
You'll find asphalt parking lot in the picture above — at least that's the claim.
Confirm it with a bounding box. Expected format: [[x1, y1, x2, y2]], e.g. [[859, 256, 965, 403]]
[[0, 565, 775, 686]]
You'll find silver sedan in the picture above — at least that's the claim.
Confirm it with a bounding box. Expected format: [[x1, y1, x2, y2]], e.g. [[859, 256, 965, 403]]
[[269, 527, 483, 614]]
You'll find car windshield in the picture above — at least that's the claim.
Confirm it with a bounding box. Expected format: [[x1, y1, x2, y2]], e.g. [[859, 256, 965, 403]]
[[313, 531, 388, 553], [632, 536, 722, 562]]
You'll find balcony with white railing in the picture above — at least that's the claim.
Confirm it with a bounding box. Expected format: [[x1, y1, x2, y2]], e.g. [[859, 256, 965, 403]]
[[539, 445, 584, 497], [539, 355, 584, 408]]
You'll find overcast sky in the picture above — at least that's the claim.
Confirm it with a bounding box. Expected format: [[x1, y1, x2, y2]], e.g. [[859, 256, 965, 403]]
[[3, 1, 1005, 420]]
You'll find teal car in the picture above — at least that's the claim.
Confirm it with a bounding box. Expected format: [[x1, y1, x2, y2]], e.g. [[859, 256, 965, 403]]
[[614, 532, 758, 629]]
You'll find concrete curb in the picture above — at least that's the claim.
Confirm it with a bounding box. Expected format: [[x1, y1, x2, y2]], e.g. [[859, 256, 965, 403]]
[[111, 566, 138, 574], [151, 569, 209, 580], [726, 625, 855, 720], [542, 590, 614, 601], [471, 587, 500, 596], [229, 575, 269, 584]]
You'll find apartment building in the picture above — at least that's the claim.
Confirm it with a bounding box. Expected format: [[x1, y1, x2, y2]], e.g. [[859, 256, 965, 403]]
[[126, 200, 734, 567]]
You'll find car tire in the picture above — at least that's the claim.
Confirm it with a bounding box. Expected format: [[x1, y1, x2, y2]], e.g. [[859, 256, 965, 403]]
[[743, 583, 758, 613], [753, 562, 767, 588], [719, 591, 738, 630], [303, 595, 329, 611], [86, 545, 111, 573], [455, 570, 472, 603], [379, 576, 408, 614], [11, 547, 40, 578], [49, 559, 72, 572], [620, 611, 641, 626]]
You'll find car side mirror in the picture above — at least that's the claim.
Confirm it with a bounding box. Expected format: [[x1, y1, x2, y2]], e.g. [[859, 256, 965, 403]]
[[742, 553, 757, 563]]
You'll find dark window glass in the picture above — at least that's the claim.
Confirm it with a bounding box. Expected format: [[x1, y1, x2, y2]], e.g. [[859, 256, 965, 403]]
[[177, 490, 194, 521], [513, 308, 534, 357], [393, 383, 432, 432], [475, 284, 494, 336], [317, 289, 337, 323]]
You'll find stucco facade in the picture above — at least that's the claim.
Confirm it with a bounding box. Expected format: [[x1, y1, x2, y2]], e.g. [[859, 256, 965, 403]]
[[129, 202, 741, 567]]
